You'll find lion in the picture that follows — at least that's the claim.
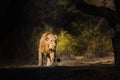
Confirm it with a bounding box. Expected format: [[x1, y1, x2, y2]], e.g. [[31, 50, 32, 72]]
[[38, 32, 57, 66]]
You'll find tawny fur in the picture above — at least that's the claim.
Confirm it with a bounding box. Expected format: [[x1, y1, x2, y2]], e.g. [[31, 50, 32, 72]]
[[38, 32, 57, 66]]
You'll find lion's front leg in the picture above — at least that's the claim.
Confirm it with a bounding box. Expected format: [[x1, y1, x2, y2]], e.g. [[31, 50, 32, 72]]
[[46, 56, 51, 66], [49, 52, 55, 66]]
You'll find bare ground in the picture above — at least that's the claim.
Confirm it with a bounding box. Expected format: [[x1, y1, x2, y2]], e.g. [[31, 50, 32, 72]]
[[0, 56, 114, 68], [57, 56, 114, 66], [0, 64, 120, 80], [0, 56, 120, 80]]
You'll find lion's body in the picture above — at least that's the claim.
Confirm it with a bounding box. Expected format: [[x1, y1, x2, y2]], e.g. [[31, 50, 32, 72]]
[[38, 32, 57, 66]]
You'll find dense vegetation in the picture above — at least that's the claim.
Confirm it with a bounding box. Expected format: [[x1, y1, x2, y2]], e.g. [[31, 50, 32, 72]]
[[25, 0, 114, 60], [0, 0, 115, 65]]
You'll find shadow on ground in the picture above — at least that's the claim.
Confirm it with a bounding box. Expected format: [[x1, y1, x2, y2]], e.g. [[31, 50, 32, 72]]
[[0, 64, 120, 80]]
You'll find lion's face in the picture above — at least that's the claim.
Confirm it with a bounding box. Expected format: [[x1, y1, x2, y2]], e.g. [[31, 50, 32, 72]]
[[46, 34, 57, 51]]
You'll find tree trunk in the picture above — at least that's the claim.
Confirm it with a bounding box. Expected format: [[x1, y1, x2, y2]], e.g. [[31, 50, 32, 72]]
[[112, 0, 120, 68], [110, 24, 120, 68], [107, 6, 120, 67], [112, 36, 120, 67]]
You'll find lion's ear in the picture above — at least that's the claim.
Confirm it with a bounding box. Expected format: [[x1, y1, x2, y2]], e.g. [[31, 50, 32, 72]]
[[54, 35, 57, 40]]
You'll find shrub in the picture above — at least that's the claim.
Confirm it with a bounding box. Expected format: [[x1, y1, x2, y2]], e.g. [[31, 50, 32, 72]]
[[56, 30, 77, 55]]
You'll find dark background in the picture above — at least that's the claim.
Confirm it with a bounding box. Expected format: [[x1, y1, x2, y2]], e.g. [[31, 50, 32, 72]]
[[0, 0, 114, 67]]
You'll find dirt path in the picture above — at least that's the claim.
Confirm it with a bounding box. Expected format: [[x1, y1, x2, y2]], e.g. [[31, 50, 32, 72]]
[[0, 58, 120, 80], [57, 56, 114, 66], [0, 56, 114, 68], [0, 56, 118, 80], [0, 64, 119, 80]]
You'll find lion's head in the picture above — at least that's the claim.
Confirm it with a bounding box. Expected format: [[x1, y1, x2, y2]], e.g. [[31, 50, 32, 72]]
[[46, 33, 57, 50], [40, 32, 57, 52]]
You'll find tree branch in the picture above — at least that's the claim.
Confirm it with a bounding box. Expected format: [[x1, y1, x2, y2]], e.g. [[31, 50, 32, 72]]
[[73, 0, 115, 20]]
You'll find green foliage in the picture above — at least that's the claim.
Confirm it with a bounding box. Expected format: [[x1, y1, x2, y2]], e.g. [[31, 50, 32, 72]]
[[56, 19, 113, 57], [58, 0, 70, 6], [57, 31, 77, 54], [77, 19, 113, 57]]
